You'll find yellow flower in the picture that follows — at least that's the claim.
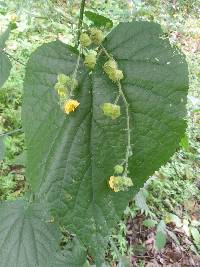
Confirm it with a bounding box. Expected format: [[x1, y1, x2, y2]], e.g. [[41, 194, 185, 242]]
[[64, 99, 80, 114], [109, 176, 120, 192]]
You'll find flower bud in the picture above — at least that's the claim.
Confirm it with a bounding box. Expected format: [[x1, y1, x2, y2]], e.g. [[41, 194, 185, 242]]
[[101, 103, 121, 119], [57, 74, 69, 84], [10, 13, 17, 22], [114, 165, 124, 174]]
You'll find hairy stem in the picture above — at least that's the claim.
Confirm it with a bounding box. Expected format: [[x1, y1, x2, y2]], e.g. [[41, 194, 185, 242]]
[[100, 44, 132, 175], [117, 82, 131, 175], [76, 0, 86, 47]]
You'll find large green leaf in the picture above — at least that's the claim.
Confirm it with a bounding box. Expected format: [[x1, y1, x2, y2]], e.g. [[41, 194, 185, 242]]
[[0, 136, 6, 160], [0, 26, 12, 87], [0, 199, 60, 267], [22, 21, 188, 265]]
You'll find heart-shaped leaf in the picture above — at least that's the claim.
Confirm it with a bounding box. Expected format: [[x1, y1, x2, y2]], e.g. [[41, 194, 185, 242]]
[[22, 21, 188, 265], [0, 199, 60, 267]]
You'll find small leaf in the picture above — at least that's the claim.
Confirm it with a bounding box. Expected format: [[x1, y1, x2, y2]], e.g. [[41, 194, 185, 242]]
[[155, 231, 166, 251], [0, 199, 61, 267], [180, 134, 189, 151], [85, 11, 113, 28], [135, 190, 149, 213], [0, 136, 6, 160], [166, 213, 182, 228], [143, 219, 157, 228], [166, 229, 180, 245], [190, 227, 200, 245], [157, 220, 166, 233]]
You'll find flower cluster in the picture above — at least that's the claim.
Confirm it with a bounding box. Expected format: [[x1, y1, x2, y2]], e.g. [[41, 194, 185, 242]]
[[103, 59, 124, 82], [109, 175, 133, 192], [54, 74, 79, 114]]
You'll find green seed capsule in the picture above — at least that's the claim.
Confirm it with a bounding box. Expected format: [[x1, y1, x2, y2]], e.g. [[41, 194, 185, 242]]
[[84, 52, 97, 69], [90, 28, 104, 45], [80, 33, 91, 47], [101, 103, 121, 119], [108, 69, 124, 82], [103, 59, 118, 75]]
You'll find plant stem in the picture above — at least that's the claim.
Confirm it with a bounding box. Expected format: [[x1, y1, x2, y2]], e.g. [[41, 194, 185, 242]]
[[0, 128, 23, 138], [100, 45, 132, 175], [76, 0, 86, 47], [69, 49, 81, 97]]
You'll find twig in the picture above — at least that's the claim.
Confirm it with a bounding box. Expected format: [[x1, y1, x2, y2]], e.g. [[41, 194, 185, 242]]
[[0, 128, 23, 138], [3, 50, 25, 66], [76, 0, 86, 47]]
